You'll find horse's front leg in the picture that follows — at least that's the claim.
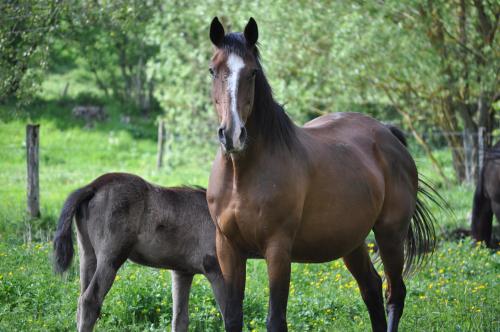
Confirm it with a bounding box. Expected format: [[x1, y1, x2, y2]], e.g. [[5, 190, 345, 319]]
[[265, 236, 292, 332], [216, 230, 246, 332]]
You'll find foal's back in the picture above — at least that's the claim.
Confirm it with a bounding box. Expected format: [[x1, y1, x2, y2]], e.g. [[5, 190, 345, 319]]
[[78, 173, 215, 273]]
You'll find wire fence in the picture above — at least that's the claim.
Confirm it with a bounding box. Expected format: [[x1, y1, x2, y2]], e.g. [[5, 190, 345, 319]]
[[410, 128, 499, 183], [2, 125, 498, 180]]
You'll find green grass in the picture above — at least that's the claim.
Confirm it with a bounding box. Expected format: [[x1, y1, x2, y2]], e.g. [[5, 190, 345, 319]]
[[0, 241, 498, 331], [0, 97, 499, 331]]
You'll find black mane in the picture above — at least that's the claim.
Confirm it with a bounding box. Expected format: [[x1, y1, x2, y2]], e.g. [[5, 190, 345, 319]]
[[221, 33, 297, 150]]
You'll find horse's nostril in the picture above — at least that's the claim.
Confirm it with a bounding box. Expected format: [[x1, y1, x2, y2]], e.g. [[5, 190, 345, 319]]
[[239, 127, 247, 142], [218, 127, 225, 141]]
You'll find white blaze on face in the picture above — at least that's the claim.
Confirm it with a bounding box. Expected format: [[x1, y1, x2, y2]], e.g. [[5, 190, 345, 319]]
[[226, 53, 245, 148]]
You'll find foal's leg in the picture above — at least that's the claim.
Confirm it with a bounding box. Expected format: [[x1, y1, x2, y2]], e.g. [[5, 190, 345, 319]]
[[77, 233, 97, 293], [170, 270, 194, 332], [343, 244, 386, 332], [77, 258, 121, 332], [374, 229, 407, 332], [76, 220, 97, 329], [265, 237, 292, 332], [216, 231, 246, 332], [205, 269, 227, 319], [77, 250, 97, 329]]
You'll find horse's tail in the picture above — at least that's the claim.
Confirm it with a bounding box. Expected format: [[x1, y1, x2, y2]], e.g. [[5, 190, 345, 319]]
[[386, 124, 445, 276], [404, 179, 444, 276], [53, 185, 95, 274], [386, 124, 408, 147]]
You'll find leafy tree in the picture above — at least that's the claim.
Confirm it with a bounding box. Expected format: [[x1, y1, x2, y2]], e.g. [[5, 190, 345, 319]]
[[58, 0, 161, 114], [151, 0, 498, 182], [1, 0, 161, 114], [2, 0, 496, 183], [0, 0, 62, 102], [352, 0, 499, 182]]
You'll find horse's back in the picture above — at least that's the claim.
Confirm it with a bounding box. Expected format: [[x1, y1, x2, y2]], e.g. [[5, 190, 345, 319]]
[[290, 112, 418, 261], [302, 112, 416, 186], [78, 173, 215, 273], [304, 112, 400, 147], [80, 173, 150, 251]]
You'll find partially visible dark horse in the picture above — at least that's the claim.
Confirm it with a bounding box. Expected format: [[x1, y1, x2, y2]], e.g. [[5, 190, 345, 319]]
[[53, 173, 225, 332], [471, 140, 500, 248]]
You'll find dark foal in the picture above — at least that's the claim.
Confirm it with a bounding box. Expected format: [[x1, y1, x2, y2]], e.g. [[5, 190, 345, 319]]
[[206, 18, 441, 332], [53, 173, 225, 332], [471, 140, 500, 247]]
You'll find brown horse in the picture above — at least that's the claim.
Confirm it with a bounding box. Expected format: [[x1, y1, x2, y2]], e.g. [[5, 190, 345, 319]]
[[471, 140, 500, 247], [206, 18, 440, 332]]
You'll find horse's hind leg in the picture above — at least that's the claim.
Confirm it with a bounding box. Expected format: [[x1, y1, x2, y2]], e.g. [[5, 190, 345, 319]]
[[374, 227, 407, 332], [471, 191, 493, 246], [171, 270, 194, 332], [492, 202, 500, 221], [76, 231, 97, 294], [76, 243, 96, 330], [490, 202, 500, 247], [75, 212, 97, 329], [77, 258, 123, 332], [343, 244, 386, 332]]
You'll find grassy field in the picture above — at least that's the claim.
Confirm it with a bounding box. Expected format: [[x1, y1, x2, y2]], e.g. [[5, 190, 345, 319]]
[[0, 97, 499, 331]]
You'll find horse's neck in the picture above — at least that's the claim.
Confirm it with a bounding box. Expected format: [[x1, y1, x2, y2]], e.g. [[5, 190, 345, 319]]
[[229, 135, 264, 176], [230, 110, 298, 179], [228, 78, 299, 176]]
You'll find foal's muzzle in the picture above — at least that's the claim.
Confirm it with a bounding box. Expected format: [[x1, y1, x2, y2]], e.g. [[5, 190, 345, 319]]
[[218, 125, 247, 152]]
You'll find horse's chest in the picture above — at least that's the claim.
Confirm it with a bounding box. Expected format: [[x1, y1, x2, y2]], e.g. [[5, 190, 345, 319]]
[[214, 196, 261, 237], [210, 188, 297, 254]]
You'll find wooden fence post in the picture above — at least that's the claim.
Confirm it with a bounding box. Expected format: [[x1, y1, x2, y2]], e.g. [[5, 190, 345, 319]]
[[157, 120, 166, 169], [26, 124, 40, 218]]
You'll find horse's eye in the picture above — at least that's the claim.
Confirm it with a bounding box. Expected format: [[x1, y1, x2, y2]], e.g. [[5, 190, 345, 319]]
[[248, 69, 258, 81], [209, 68, 215, 77]]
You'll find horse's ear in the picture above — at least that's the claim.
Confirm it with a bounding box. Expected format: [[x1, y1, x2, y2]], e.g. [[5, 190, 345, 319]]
[[210, 17, 225, 47], [244, 17, 258, 47]]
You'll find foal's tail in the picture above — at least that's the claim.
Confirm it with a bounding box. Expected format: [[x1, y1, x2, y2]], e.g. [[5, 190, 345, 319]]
[[386, 124, 446, 276], [53, 186, 95, 274]]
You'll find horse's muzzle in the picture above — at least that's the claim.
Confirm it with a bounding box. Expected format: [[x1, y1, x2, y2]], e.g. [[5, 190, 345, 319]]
[[218, 126, 246, 153]]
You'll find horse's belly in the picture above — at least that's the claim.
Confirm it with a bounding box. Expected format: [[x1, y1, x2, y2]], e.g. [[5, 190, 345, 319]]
[[128, 235, 203, 273], [128, 247, 194, 272], [291, 170, 383, 262], [291, 213, 374, 263]]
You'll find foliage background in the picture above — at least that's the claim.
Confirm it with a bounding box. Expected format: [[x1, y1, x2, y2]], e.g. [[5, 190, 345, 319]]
[[0, 0, 499, 331], [2, 0, 498, 181]]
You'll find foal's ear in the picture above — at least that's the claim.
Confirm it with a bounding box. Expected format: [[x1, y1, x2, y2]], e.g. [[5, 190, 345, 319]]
[[210, 17, 225, 47], [244, 17, 258, 47]]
